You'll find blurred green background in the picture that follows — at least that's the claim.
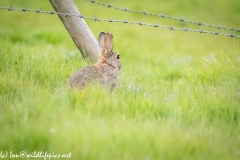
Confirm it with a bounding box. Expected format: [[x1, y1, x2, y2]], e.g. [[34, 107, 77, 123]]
[[0, 0, 240, 160]]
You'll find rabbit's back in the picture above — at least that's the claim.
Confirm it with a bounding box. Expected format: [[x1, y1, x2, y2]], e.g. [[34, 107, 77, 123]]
[[68, 66, 98, 88], [68, 65, 118, 89]]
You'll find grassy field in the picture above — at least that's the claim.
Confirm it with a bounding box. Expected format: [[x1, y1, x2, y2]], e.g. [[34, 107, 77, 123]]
[[0, 0, 240, 159]]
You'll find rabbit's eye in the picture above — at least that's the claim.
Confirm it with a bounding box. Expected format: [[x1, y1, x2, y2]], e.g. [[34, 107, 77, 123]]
[[117, 54, 120, 59]]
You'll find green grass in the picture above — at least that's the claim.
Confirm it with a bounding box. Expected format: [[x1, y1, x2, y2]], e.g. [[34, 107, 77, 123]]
[[0, 0, 240, 159]]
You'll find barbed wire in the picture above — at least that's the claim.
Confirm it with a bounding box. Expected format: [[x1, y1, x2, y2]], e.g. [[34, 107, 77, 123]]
[[0, 5, 240, 38], [88, 0, 240, 33]]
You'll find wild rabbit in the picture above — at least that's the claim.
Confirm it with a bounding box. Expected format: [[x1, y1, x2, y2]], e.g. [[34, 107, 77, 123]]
[[68, 32, 121, 91]]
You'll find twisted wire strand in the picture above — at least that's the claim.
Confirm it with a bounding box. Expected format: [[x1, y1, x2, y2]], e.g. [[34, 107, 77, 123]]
[[0, 5, 240, 38], [88, 0, 240, 33]]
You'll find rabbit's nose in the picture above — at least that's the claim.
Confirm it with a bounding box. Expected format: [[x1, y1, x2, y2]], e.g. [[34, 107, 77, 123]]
[[119, 64, 122, 70]]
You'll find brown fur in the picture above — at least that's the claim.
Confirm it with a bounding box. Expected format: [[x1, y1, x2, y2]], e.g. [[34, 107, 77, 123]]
[[68, 32, 121, 91]]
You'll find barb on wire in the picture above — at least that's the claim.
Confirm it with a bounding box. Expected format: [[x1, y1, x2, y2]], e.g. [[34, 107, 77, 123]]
[[87, 0, 240, 33], [0, 5, 240, 38]]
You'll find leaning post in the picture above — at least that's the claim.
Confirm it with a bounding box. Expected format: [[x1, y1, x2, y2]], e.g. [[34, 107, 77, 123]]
[[49, 0, 100, 62]]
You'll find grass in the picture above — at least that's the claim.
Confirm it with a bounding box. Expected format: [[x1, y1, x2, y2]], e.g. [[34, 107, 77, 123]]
[[0, 0, 240, 159]]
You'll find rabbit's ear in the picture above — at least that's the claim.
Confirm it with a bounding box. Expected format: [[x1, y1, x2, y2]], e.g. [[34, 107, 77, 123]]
[[104, 32, 114, 52], [98, 32, 105, 49]]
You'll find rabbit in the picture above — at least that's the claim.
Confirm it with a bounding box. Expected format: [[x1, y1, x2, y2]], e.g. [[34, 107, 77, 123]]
[[68, 32, 121, 91]]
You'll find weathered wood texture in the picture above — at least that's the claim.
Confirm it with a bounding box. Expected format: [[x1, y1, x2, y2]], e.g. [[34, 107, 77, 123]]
[[49, 0, 100, 62]]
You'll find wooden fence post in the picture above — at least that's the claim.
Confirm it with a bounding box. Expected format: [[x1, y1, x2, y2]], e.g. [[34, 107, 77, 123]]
[[49, 0, 100, 62]]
